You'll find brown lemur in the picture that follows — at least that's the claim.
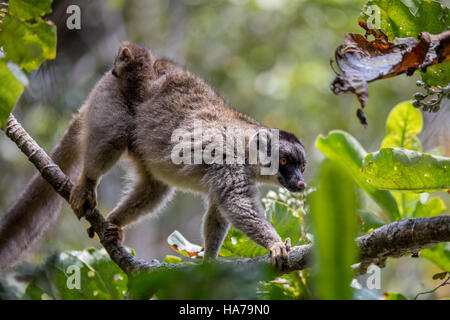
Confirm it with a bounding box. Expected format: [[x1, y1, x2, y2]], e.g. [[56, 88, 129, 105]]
[[0, 44, 307, 271], [0, 42, 159, 270]]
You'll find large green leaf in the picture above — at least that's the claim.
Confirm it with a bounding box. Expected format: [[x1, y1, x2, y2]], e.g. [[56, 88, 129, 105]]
[[360, 0, 449, 39], [362, 148, 450, 192], [8, 0, 53, 20], [381, 101, 422, 151], [0, 15, 56, 73], [0, 59, 25, 126], [421, 243, 450, 271], [310, 160, 359, 300], [316, 130, 399, 221], [128, 262, 274, 300], [23, 249, 128, 300], [421, 62, 450, 87], [412, 197, 447, 217]]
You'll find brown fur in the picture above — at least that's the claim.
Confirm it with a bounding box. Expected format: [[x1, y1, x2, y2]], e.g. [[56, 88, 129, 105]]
[[0, 42, 157, 270], [1, 45, 307, 270]]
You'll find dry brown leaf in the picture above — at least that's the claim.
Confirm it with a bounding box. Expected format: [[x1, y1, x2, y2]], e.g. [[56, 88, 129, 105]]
[[331, 23, 450, 126]]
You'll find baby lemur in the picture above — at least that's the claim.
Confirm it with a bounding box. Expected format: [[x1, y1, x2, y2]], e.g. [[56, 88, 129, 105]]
[[0, 43, 307, 271], [0, 42, 158, 269]]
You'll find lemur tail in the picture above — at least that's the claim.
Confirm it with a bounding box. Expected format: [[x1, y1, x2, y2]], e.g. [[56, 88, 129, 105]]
[[0, 114, 83, 270]]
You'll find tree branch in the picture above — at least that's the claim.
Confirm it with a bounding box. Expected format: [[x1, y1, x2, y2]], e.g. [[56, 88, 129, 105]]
[[3, 114, 450, 276]]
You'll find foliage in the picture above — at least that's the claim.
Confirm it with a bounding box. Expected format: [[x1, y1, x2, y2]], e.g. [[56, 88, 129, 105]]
[[220, 188, 310, 258], [360, 0, 449, 39], [381, 101, 423, 151], [127, 262, 275, 300], [362, 148, 450, 191], [0, 0, 56, 125], [310, 160, 359, 300], [316, 130, 400, 221], [420, 243, 450, 272], [359, 0, 450, 87], [19, 248, 127, 300], [0, 0, 448, 301]]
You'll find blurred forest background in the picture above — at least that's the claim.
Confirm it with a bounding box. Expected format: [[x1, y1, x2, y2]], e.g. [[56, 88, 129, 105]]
[[0, 0, 448, 298]]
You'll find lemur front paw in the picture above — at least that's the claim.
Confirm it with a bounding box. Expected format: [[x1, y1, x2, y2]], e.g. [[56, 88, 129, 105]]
[[269, 238, 291, 270], [69, 184, 97, 219], [103, 221, 124, 244]]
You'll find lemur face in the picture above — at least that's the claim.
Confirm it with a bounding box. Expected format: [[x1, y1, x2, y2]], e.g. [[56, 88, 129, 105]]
[[112, 42, 154, 80], [277, 131, 307, 192]]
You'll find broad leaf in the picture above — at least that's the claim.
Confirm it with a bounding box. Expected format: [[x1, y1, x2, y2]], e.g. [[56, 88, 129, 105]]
[[412, 197, 447, 217], [0, 59, 24, 126], [360, 0, 450, 40], [23, 249, 128, 300], [0, 15, 57, 72], [8, 0, 53, 20], [310, 160, 359, 300], [362, 148, 450, 192], [421, 243, 450, 271], [127, 262, 274, 300], [316, 130, 399, 221], [381, 101, 422, 151]]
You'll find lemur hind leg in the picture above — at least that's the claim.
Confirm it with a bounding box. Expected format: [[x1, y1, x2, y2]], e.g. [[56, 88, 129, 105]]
[[104, 162, 174, 243]]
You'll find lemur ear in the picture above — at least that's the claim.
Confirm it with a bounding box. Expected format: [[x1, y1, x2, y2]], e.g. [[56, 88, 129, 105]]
[[118, 47, 133, 62]]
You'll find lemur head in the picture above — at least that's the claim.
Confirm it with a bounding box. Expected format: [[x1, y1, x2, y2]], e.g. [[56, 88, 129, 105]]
[[276, 130, 307, 192], [112, 41, 157, 83]]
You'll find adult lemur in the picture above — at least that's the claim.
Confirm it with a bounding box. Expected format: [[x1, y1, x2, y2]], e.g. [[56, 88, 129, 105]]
[[0, 42, 306, 271]]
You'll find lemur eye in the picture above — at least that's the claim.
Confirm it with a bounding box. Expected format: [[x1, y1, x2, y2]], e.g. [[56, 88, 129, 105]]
[[280, 158, 287, 165], [301, 163, 306, 172]]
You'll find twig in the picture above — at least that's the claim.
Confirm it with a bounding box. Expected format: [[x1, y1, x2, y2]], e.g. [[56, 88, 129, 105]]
[[2, 114, 450, 276], [414, 276, 450, 300]]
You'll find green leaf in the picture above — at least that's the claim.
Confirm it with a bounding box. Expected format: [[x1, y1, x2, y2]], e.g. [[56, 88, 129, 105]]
[[316, 130, 399, 221], [23, 249, 128, 300], [421, 243, 450, 271], [0, 59, 24, 126], [383, 292, 408, 300], [358, 209, 386, 232], [381, 101, 422, 151], [421, 62, 450, 87], [412, 197, 447, 217], [0, 15, 57, 72], [310, 160, 359, 300], [8, 0, 53, 20], [360, 0, 450, 39], [392, 191, 421, 218], [128, 262, 274, 300], [163, 255, 183, 264], [23, 283, 47, 300], [362, 148, 450, 192]]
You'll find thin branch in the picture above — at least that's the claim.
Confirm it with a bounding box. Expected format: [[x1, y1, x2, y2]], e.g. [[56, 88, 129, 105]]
[[3, 114, 450, 276], [414, 276, 450, 300]]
